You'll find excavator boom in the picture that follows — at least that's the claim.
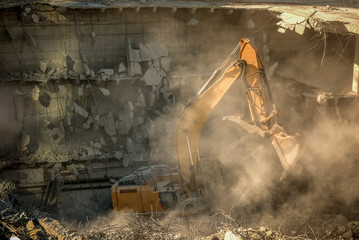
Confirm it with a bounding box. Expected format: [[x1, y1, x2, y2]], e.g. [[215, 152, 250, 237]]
[[112, 39, 302, 213], [174, 39, 301, 189]]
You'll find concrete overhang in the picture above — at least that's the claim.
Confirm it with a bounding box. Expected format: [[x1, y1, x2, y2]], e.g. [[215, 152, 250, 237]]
[[0, 1, 358, 35]]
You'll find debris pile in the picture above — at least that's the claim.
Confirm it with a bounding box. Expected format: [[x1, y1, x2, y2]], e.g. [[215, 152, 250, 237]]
[[78, 215, 185, 240], [73, 213, 359, 240], [0, 197, 78, 239]]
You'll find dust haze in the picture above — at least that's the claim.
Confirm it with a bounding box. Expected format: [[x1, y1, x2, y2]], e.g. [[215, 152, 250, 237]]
[[73, 8, 358, 235]]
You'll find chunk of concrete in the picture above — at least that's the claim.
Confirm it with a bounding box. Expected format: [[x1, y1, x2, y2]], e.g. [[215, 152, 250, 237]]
[[114, 151, 123, 160], [83, 63, 91, 76], [161, 57, 171, 72], [142, 64, 161, 86], [130, 62, 142, 76], [40, 61, 47, 73], [78, 85, 84, 96], [99, 136, 107, 146], [24, 6, 31, 13], [148, 92, 155, 106], [137, 90, 146, 107], [102, 113, 117, 136], [21, 131, 30, 151], [99, 87, 110, 96], [32, 85, 40, 101], [247, 18, 255, 29], [31, 14, 40, 23], [73, 102, 88, 118], [132, 49, 141, 62], [79, 73, 86, 80], [295, 22, 306, 35], [116, 110, 133, 134], [139, 43, 151, 61], [83, 122, 90, 129], [118, 62, 127, 73], [100, 69, 114, 75], [100, 72, 109, 81]]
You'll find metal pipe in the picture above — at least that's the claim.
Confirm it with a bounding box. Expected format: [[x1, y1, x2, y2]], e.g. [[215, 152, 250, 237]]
[[183, 128, 194, 166], [196, 41, 241, 96]]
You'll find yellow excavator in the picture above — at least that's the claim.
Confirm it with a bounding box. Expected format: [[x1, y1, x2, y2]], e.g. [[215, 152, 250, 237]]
[[111, 39, 302, 213]]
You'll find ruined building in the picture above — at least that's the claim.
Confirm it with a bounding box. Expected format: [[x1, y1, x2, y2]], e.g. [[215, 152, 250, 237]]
[[0, 0, 358, 234]]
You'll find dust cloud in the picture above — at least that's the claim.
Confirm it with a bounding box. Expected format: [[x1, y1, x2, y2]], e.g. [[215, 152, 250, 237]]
[[74, 9, 358, 234]]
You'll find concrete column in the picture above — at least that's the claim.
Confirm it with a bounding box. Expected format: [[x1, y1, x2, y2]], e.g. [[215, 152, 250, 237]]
[[352, 36, 359, 93]]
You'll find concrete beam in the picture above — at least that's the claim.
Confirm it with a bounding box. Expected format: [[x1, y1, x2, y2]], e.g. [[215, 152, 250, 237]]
[[352, 36, 359, 93]]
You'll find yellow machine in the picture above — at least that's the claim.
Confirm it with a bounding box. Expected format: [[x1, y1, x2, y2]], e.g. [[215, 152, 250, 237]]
[[111, 39, 301, 213]]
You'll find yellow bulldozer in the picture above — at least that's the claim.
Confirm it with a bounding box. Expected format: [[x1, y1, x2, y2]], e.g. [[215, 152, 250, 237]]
[[111, 39, 301, 213]]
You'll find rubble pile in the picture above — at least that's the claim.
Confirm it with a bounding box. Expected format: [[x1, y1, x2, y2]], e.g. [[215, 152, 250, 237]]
[[78, 215, 186, 239], [0, 197, 78, 239], [74, 214, 359, 240]]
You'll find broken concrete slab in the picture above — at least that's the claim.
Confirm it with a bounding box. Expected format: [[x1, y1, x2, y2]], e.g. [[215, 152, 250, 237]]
[[114, 151, 123, 160], [21, 131, 30, 152], [131, 49, 142, 62], [73, 102, 89, 118], [94, 142, 101, 149], [160, 57, 171, 72], [40, 61, 47, 73], [102, 113, 117, 136], [99, 136, 107, 146], [99, 87, 110, 96], [83, 122, 90, 129], [31, 13, 40, 23], [100, 72, 109, 81], [118, 62, 127, 74], [32, 85, 40, 101], [78, 84, 84, 96], [139, 43, 151, 61], [136, 89, 146, 107], [83, 63, 91, 76], [142, 64, 161, 86], [131, 62, 142, 76]]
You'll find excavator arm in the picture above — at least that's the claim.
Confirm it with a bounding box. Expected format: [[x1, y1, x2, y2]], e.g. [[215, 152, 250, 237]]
[[174, 39, 301, 191]]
